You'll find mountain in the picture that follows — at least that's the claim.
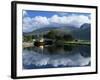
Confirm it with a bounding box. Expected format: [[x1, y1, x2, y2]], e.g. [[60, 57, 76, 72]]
[[80, 23, 90, 29], [61, 25, 79, 31], [23, 23, 91, 40], [71, 23, 91, 40], [23, 25, 79, 36], [23, 26, 59, 36]]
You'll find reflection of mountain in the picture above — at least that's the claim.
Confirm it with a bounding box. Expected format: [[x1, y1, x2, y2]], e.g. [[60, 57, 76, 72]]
[[23, 45, 90, 69], [23, 23, 91, 40]]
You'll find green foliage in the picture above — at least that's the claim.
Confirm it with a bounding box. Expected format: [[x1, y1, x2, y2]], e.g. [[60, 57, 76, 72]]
[[63, 34, 74, 41], [44, 30, 57, 39], [23, 35, 34, 42], [44, 30, 74, 41]]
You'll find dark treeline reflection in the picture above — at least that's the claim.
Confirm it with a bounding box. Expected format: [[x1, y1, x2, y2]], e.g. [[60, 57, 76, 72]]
[[24, 45, 90, 57], [23, 45, 91, 69]]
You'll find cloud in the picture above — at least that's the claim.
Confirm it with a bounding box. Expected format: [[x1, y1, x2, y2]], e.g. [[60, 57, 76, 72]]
[[23, 16, 50, 32], [23, 17, 33, 32], [23, 50, 90, 68], [66, 14, 90, 27], [23, 13, 90, 32], [58, 12, 69, 16], [49, 15, 67, 25], [23, 11, 28, 17], [32, 16, 49, 26]]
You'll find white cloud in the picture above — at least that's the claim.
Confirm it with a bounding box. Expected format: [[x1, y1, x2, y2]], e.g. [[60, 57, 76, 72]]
[[23, 17, 32, 23], [23, 50, 90, 68], [23, 17, 33, 32], [49, 15, 61, 23], [23, 14, 90, 32], [23, 16, 50, 32], [49, 15, 68, 25], [32, 16, 49, 26], [66, 14, 90, 27], [23, 11, 28, 17], [58, 12, 69, 16]]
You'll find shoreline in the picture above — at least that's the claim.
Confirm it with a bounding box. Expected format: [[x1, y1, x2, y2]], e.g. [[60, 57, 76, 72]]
[[23, 42, 33, 48], [23, 41, 90, 48]]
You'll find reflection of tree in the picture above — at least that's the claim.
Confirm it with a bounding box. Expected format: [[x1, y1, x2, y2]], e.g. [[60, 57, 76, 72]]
[[45, 45, 63, 54], [45, 45, 74, 54], [24, 47, 33, 50], [64, 45, 73, 52]]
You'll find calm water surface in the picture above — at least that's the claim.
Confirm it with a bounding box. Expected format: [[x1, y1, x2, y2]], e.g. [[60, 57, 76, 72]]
[[23, 45, 91, 69]]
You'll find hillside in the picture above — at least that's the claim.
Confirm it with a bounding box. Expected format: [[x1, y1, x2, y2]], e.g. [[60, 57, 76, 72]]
[[71, 23, 91, 40]]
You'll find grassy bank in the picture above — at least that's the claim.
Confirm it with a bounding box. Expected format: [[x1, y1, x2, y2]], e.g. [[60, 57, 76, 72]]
[[64, 41, 90, 45], [23, 42, 33, 48], [23, 40, 90, 48]]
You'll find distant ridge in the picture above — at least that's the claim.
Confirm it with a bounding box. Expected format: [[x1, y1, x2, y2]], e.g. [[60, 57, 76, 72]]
[[71, 23, 91, 40]]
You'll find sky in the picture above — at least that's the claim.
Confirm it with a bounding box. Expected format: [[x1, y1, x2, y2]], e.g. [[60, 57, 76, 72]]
[[22, 10, 91, 32]]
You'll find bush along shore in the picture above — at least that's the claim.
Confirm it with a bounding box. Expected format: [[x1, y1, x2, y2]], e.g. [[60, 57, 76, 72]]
[[23, 40, 90, 48]]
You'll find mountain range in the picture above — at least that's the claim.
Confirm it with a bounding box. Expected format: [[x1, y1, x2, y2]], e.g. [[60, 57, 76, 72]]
[[23, 23, 91, 40], [71, 23, 91, 40]]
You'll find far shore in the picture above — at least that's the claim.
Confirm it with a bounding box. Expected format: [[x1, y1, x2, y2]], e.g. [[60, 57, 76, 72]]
[[64, 41, 90, 45], [23, 42, 33, 48], [23, 40, 90, 48]]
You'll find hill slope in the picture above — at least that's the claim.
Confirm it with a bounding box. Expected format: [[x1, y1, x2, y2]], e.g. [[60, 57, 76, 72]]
[[71, 23, 91, 40]]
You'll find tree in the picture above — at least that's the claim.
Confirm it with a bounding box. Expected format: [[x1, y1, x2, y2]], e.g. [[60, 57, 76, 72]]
[[63, 34, 74, 41], [43, 30, 74, 41], [23, 35, 33, 42], [44, 30, 57, 39]]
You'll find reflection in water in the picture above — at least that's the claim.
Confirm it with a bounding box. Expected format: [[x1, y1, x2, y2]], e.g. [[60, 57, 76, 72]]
[[23, 45, 91, 69]]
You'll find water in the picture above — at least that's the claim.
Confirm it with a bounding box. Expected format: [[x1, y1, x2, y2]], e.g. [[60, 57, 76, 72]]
[[23, 45, 91, 69]]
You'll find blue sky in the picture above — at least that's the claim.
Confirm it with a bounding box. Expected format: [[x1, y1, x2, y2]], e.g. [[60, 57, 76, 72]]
[[23, 10, 90, 18], [23, 10, 91, 32]]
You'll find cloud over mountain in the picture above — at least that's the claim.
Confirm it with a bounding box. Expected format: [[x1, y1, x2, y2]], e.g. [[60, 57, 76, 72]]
[[23, 11, 90, 32]]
